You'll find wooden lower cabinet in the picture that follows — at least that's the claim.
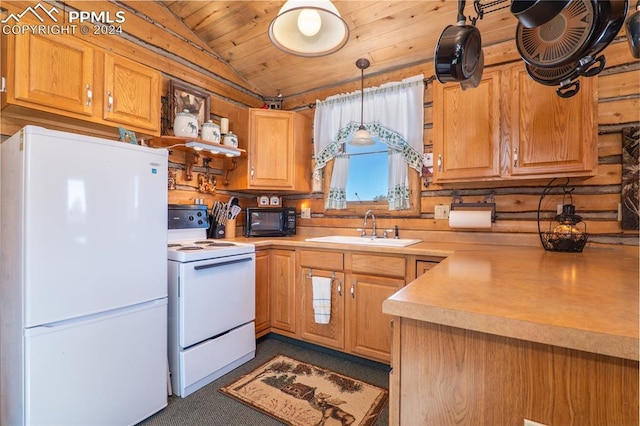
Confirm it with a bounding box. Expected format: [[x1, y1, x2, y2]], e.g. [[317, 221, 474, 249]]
[[347, 273, 403, 362], [254, 250, 270, 337], [296, 250, 407, 363], [299, 268, 345, 350], [269, 249, 297, 335], [389, 318, 639, 426]]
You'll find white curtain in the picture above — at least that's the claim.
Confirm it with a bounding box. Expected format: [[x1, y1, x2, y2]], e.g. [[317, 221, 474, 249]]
[[313, 74, 424, 210], [325, 154, 350, 210], [388, 151, 409, 210]]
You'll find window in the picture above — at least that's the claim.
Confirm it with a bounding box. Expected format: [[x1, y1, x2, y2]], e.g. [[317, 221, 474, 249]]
[[345, 138, 388, 202]]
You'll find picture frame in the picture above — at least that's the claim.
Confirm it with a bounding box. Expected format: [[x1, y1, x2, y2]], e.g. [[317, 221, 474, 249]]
[[168, 80, 210, 132], [118, 126, 137, 145]]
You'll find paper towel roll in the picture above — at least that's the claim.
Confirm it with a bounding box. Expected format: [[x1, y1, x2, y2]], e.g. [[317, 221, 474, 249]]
[[448, 210, 492, 228]]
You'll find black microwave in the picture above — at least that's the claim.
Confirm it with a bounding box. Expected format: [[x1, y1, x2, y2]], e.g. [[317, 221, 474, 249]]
[[245, 207, 296, 237]]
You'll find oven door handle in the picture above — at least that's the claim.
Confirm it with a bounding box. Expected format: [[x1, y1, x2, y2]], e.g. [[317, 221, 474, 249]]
[[193, 257, 253, 271]]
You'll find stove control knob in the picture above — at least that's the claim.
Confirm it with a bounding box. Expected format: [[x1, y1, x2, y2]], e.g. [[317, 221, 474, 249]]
[[188, 215, 194, 221]]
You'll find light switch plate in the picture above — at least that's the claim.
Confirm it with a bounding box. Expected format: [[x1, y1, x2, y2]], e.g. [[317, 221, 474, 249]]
[[301, 207, 311, 219]]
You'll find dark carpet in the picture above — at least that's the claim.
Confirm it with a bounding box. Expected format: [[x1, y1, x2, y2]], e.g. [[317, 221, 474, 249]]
[[138, 334, 390, 426]]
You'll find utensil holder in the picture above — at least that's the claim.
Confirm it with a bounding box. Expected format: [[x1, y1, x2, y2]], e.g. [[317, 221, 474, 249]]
[[225, 219, 236, 239]]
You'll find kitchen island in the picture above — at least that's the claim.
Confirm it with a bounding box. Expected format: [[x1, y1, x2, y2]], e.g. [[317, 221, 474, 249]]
[[382, 245, 639, 426]]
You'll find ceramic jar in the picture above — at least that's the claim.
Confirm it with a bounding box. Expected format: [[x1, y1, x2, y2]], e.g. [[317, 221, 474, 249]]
[[223, 131, 238, 147], [201, 120, 221, 143], [173, 110, 198, 137]]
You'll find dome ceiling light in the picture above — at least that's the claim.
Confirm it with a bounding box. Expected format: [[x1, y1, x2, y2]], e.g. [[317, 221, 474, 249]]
[[268, 0, 349, 57]]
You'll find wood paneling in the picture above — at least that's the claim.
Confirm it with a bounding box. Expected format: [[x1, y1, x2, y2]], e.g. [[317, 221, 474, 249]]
[[397, 319, 639, 426]]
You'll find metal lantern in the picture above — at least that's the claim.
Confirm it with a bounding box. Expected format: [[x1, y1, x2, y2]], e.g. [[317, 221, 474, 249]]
[[537, 183, 589, 252]]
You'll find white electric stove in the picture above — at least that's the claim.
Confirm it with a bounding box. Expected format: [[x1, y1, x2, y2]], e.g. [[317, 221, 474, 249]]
[[167, 205, 256, 397]]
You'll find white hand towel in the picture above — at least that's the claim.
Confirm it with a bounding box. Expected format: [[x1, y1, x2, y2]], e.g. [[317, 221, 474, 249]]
[[312, 276, 332, 324]]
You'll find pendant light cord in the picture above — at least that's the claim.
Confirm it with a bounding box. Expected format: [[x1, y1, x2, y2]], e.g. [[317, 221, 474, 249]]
[[360, 67, 364, 128]]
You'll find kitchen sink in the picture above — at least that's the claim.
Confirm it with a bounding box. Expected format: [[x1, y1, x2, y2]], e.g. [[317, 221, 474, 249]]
[[304, 235, 422, 247]]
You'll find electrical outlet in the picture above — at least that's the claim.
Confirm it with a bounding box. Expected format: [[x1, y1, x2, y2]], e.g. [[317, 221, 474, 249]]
[[524, 419, 547, 426], [434, 205, 450, 219], [301, 207, 311, 219], [557, 204, 563, 215]]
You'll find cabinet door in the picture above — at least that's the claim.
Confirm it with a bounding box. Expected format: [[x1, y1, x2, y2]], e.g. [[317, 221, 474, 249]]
[[248, 109, 295, 189], [433, 69, 501, 182], [255, 250, 271, 337], [270, 249, 297, 333], [347, 273, 404, 363], [416, 260, 439, 277], [103, 54, 160, 132], [299, 269, 345, 350], [13, 33, 94, 116], [508, 62, 597, 177]]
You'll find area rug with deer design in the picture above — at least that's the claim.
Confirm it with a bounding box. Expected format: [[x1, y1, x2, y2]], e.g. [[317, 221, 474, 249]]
[[220, 354, 388, 426]]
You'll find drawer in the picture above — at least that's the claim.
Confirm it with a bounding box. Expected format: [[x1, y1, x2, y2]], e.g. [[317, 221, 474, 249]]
[[299, 250, 344, 270], [351, 253, 406, 278]]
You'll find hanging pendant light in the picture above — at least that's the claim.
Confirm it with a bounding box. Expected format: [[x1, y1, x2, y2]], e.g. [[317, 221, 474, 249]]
[[350, 58, 374, 146], [268, 0, 349, 57]]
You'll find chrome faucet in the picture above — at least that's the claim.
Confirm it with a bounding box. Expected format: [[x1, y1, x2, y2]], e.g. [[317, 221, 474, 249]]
[[362, 209, 377, 238]]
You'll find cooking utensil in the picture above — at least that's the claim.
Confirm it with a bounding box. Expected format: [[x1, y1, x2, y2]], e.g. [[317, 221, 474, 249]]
[[517, 0, 628, 97], [434, 0, 484, 87], [228, 205, 242, 220], [516, 0, 597, 69], [510, 0, 571, 28], [517, 0, 628, 69]]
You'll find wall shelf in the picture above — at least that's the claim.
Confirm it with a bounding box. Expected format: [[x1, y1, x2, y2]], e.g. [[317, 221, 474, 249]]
[[149, 136, 246, 184]]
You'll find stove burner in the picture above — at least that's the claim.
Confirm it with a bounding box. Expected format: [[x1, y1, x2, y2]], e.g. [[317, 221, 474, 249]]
[[194, 240, 213, 244], [206, 242, 236, 247], [168, 243, 182, 248], [178, 246, 204, 251]]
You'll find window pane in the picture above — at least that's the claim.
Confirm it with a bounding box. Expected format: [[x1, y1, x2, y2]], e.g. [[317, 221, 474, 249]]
[[345, 138, 388, 202]]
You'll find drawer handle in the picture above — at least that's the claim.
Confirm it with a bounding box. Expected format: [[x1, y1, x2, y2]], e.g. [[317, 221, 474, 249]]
[[193, 257, 252, 270], [337, 279, 342, 296], [350, 281, 356, 298]]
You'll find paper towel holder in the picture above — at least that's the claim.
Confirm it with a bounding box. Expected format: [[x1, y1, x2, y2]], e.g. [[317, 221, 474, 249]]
[[450, 192, 497, 222]]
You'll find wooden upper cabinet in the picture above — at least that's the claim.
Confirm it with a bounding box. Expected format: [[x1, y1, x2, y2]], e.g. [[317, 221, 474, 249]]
[[507, 62, 597, 177], [3, 32, 161, 136], [13, 32, 94, 116], [432, 68, 502, 182], [102, 54, 160, 132], [227, 108, 311, 192], [432, 61, 597, 183]]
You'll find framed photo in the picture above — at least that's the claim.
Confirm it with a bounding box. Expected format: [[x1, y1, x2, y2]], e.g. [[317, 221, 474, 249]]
[[118, 126, 137, 145], [168, 80, 210, 131]]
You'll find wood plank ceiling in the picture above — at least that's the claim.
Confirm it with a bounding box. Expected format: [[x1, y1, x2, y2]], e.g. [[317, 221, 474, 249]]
[[159, 1, 519, 98]]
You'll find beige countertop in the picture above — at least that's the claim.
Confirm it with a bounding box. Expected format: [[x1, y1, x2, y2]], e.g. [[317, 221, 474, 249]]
[[232, 235, 639, 361], [383, 245, 639, 361]]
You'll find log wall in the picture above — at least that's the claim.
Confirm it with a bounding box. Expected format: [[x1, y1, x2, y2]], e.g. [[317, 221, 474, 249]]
[[1, 1, 638, 245]]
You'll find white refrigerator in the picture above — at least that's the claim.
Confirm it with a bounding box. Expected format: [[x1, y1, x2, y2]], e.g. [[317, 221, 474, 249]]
[[1, 126, 169, 425]]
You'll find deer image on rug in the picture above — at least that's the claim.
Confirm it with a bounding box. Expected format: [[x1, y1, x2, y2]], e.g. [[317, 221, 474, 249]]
[[220, 355, 387, 426]]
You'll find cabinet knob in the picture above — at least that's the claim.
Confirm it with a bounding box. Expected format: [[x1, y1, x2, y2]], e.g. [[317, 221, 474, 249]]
[[350, 281, 356, 298], [437, 154, 443, 173], [86, 84, 92, 106], [337, 279, 342, 296], [513, 147, 519, 168], [106, 91, 113, 112], [250, 166, 254, 180]]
